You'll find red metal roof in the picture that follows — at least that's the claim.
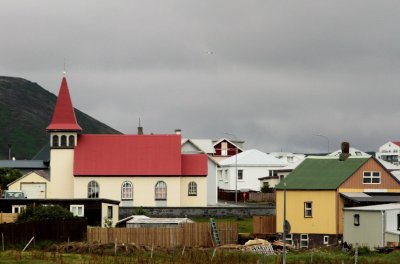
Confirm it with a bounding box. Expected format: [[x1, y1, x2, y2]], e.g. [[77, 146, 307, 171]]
[[392, 141, 400, 147], [181, 154, 208, 176], [74, 134, 207, 176], [47, 76, 82, 131]]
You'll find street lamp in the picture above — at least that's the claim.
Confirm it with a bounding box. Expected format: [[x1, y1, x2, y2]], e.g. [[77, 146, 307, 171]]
[[313, 134, 330, 153], [224, 132, 238, 203]]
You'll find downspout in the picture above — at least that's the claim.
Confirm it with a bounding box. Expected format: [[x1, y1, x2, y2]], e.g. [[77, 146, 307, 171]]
[[381, 210, 385, 247]]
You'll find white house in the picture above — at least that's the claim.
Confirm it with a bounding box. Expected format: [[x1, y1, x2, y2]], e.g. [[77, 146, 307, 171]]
[[328, 147, 370, 157], [218, 149, 286, 192], [9, 75, 209, 208], [376, 141, 400, 165], [343, 203, 400, 249]]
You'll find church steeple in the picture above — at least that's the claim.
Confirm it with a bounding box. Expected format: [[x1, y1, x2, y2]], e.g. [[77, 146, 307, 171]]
[[47, 75, 82, 132]]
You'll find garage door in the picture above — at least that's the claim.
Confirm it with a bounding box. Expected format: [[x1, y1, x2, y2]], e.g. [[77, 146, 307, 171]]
[[21, 183, 46, 199]]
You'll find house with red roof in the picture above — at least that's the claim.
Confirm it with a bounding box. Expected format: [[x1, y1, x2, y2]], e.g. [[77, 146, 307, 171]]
[[13, 75, 208, 207]]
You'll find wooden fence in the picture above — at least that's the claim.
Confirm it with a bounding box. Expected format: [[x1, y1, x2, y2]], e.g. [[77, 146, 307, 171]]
[[0, 213, 18, 224], [0, 219, 87, 245], [87, 222, 238, 247], [248, 192, 275, 203], [252, 216, 276, 234]]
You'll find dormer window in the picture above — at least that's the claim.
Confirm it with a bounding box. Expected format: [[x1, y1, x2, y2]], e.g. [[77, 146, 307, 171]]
[[53, 135, 59, 147]]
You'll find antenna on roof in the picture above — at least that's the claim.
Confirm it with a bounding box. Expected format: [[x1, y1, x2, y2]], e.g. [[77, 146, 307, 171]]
[[63, 58, 66, 76]]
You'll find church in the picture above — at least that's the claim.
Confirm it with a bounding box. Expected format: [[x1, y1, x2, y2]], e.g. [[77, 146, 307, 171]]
[[9, 75, 208, 207]]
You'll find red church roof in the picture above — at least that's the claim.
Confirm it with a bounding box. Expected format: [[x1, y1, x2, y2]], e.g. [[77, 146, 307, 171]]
[[47, 76, 82, 131], [74, 134, 207, 176], [181, 154, 208, 176]]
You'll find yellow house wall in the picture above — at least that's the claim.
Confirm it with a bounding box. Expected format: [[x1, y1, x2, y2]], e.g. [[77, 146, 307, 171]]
[[74, 176, 207, 207], [276, 190, 337, 234], [48, 149, 75, 198], [101, 203, 119, 227], [180, 177, 207, 206], [8, 172, 49, 191]]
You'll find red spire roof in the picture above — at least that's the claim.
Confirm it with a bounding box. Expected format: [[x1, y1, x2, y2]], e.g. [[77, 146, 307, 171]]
[[47, 76, 82, 131]]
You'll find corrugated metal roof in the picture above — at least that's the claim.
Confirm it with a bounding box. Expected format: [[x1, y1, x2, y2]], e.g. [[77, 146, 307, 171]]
[[275, 156, 369, 190], [0, 160, 48, 169], [127, 217, 194, 224], [182, 139, 216, 154], [181, 154, 208, 176], [219, 149, 287, 167], [74, 134, 207, 176], [327, 147, 370, 157], [344, 203, 400, 211]]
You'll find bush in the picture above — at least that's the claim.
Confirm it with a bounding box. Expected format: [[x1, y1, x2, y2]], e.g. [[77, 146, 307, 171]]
[[17, 204, 76, 223]]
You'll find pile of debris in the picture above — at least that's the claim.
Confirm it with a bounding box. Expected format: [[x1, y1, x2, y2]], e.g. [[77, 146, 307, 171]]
[[219, 239, 279, 255]]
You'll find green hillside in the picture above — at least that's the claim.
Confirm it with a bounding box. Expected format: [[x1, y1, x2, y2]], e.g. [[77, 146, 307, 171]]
[[0, 76, 121, 160]]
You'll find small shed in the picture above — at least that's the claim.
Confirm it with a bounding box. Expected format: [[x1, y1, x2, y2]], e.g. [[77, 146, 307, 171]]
[[343, 203, 400, 249], [126, 217, 194, 228]]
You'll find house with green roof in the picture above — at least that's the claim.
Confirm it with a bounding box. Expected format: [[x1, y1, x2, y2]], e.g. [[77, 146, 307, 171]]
[[275, 155, 400, 248]]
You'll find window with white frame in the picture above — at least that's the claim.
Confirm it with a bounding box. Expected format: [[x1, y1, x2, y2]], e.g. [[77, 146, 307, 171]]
[[304, 202, 312, 218], [70, 205, 84, 217], [323, 236, 329, 245], [107, 206, 113, 218], [61, 135, 67, 147], [121, 181, 133, 200], [155, 181, 167, 200], [68, 135, 75, 147], [12, 205, 26, 214], [224, 169, 228, 183], [237, 169, 243, 180], [88, 180, 99, 198], [300, 234, 309, 248], [363, 171, 381, 184], [188, 181, 197, 196], [218, 170, 223, 181], [52, 135, 59, 147]]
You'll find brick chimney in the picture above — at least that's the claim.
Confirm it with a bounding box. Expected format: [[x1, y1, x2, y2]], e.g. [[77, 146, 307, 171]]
[[339, 142, 350, 161]]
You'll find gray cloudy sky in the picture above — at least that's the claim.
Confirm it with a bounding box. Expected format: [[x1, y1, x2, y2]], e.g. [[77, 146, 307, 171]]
[[1, 1, 400, 153]]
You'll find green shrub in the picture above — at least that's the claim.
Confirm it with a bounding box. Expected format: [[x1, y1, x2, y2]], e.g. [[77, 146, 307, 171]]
[[17, 205, 76, 223]]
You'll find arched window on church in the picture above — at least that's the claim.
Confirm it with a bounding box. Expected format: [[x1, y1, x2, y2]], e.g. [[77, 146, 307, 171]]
[[53, 135, 59, 147], [121, 181, 133, 200], [68, 135, 75, 147], [61, 135, 67, 147], [88, 181, 99, 198], [155, 181, 167, 200]]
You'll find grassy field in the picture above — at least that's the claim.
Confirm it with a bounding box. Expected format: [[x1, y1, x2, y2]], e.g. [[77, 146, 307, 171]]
[[192, 216, 253, 233], [1, 248, 399, 264]]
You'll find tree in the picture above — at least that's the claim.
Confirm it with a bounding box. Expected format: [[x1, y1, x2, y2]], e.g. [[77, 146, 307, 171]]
[[17, 204, 76, 223], [260, 182, 274, 193], [0, 168, 22, 190]]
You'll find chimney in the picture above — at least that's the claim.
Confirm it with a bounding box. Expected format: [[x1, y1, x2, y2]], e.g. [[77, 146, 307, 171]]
[[174, 129, 182, 135], [137, 118, 144, 135], [339, 142, 350, 161]]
